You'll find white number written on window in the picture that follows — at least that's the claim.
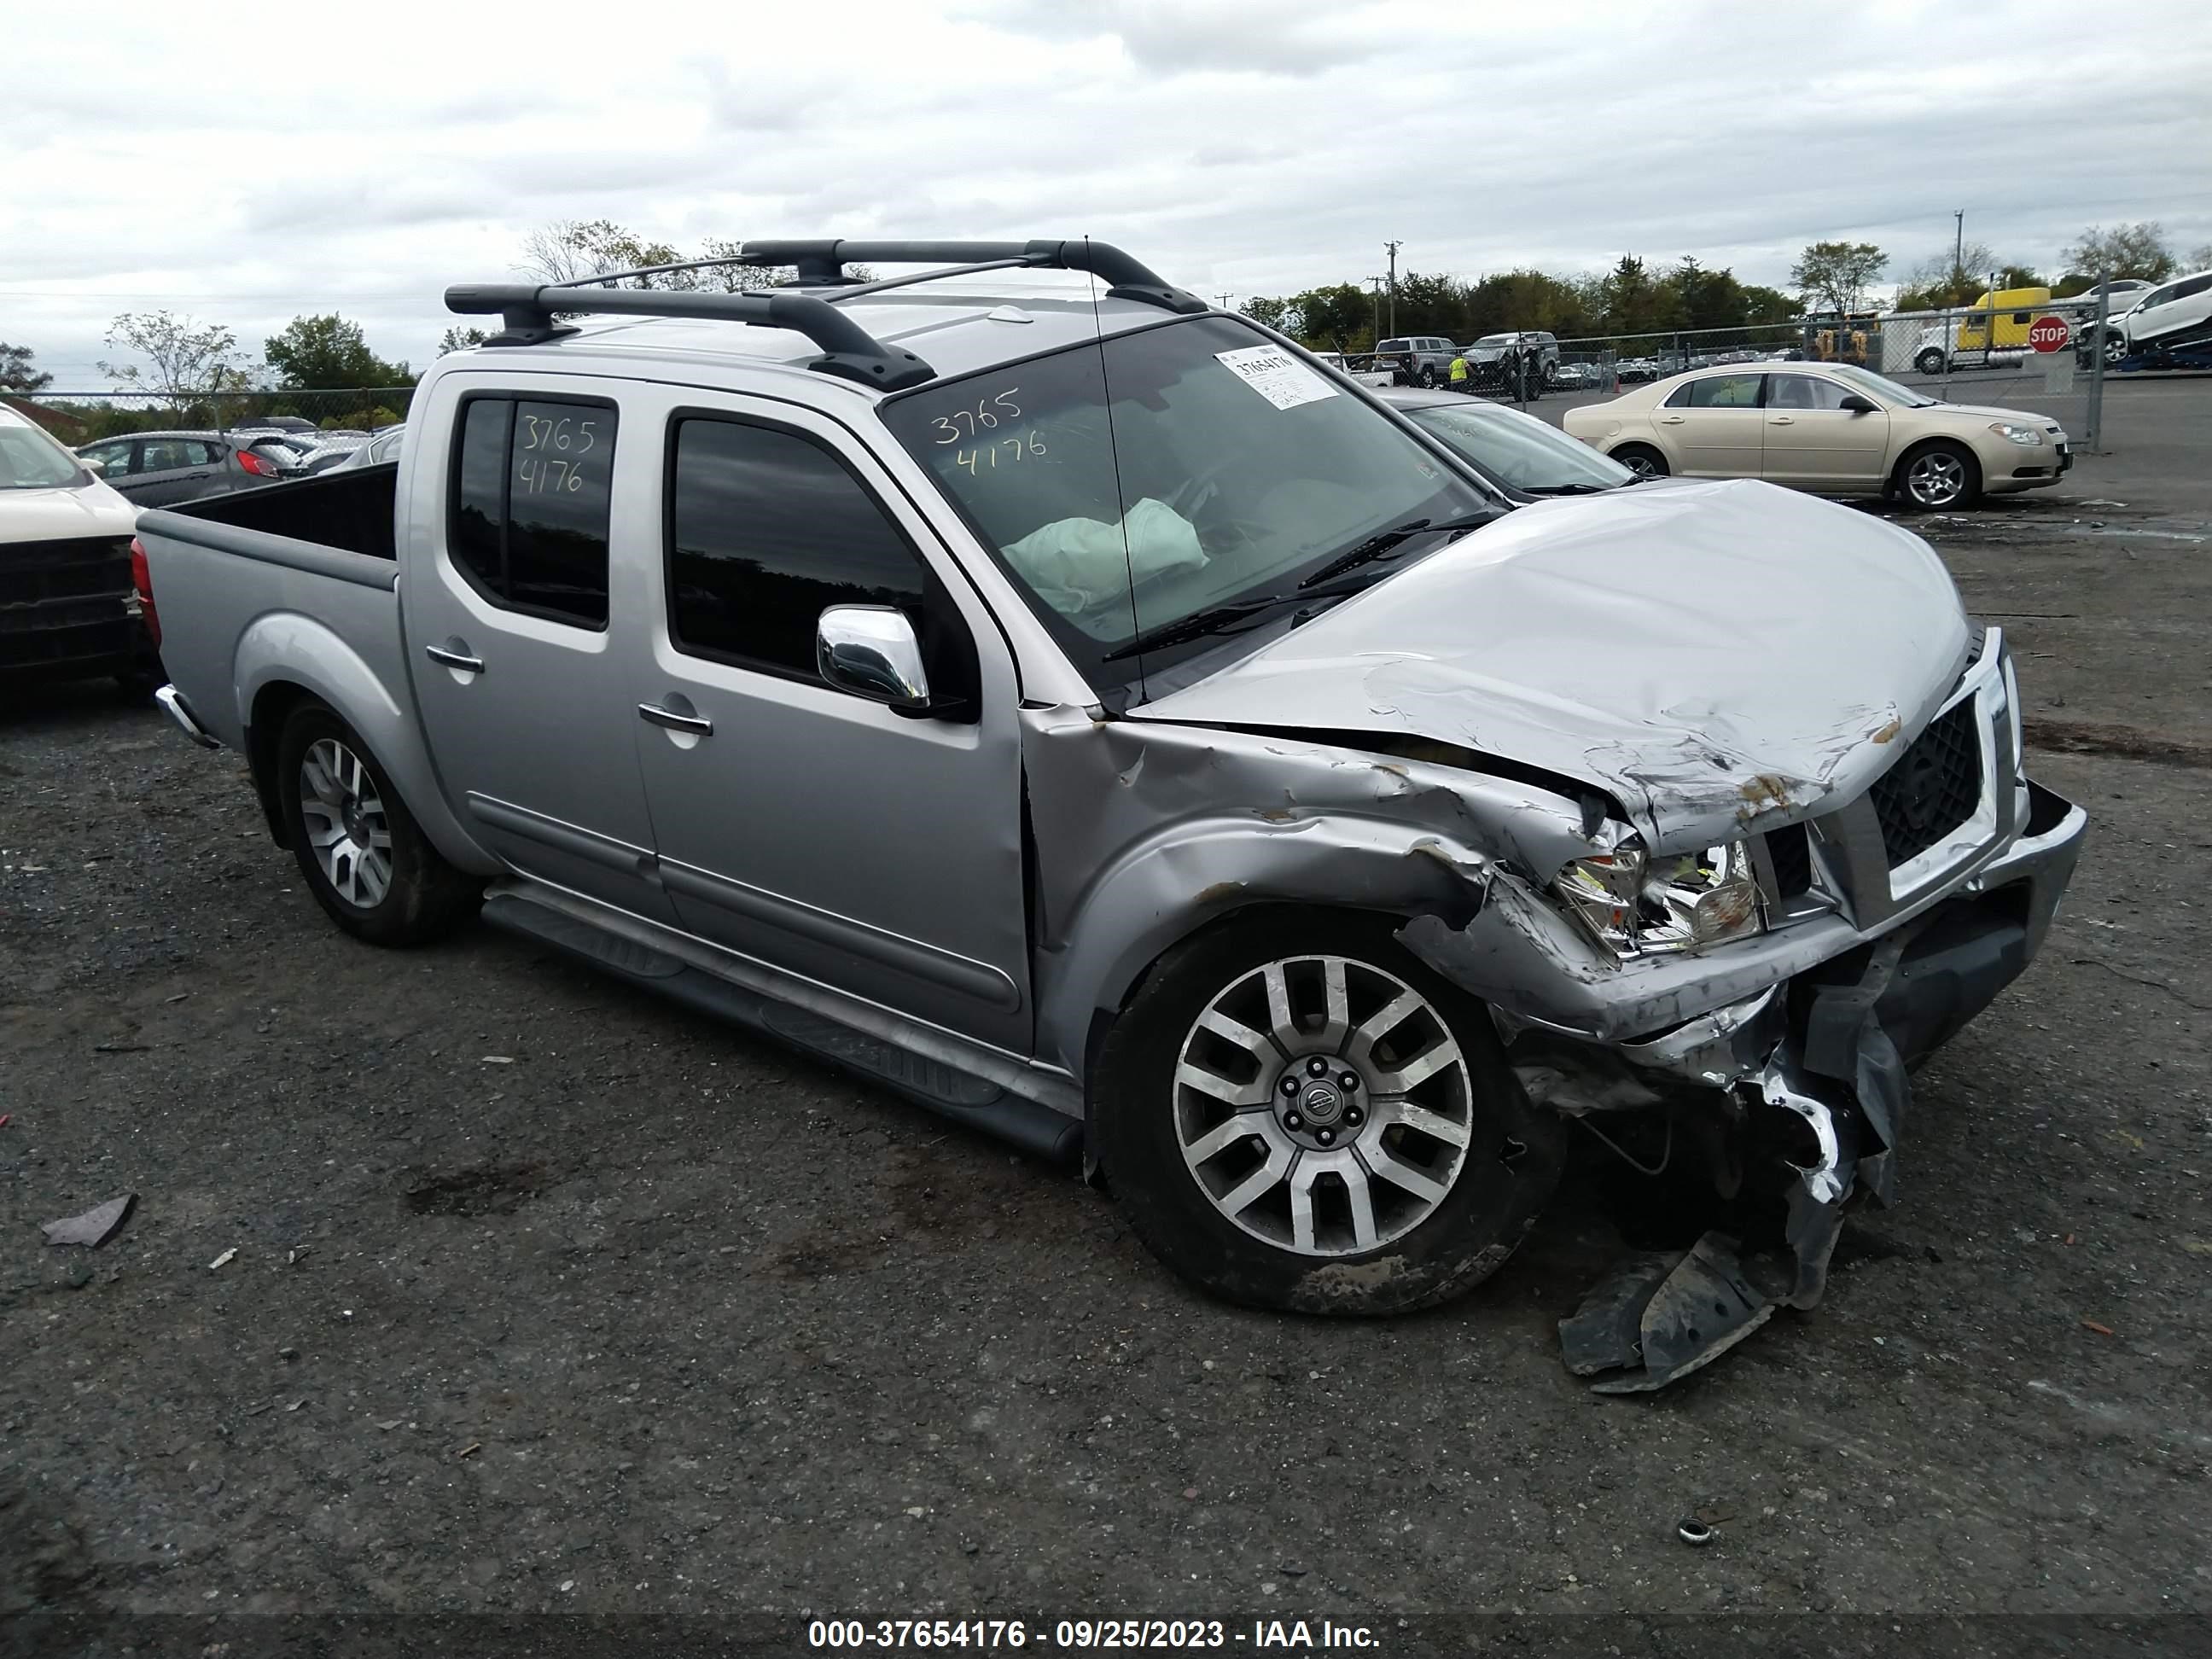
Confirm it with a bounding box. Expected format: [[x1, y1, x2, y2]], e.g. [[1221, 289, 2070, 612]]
[[952, 430, 1049, 475]]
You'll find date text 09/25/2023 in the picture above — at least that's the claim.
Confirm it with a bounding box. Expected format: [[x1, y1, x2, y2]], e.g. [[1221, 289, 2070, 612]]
[[806, 1618, 1382, 1650]]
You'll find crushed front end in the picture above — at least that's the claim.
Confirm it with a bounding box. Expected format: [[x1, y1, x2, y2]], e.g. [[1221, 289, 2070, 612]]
[[1397, 627, 2088, 1390]]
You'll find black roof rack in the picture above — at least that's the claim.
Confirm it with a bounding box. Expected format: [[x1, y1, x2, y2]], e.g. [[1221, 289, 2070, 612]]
[[445, 238, 1208, 393], [443, 284, 938, 391]]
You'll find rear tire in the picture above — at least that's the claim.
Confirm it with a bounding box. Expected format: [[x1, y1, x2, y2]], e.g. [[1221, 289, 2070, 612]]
[[1092, 911, 1564, 1316], [1611, 443, 1668, 480], [276, 702, 477, 946]]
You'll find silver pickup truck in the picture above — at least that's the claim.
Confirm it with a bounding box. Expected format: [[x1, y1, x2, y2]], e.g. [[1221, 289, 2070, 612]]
[[139, 239, 2087, 1387]]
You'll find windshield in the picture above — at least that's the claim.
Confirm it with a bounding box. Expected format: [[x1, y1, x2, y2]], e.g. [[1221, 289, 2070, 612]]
[[882, 316, 1499, 697], [1406, 402, 1633, 492], [0, 423, 89, 490], [1831, 364, 1938, 408]]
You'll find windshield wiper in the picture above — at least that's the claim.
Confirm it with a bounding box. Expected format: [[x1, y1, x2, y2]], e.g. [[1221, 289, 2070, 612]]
[[1100, 596, 1289, 662], [1296, 511, 1493, 590], [1522, 483, 1609, 497]]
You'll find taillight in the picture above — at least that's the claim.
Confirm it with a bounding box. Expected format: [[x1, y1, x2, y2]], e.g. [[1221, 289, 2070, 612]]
[[236, 449, 279, 477], [130, 536, 160, 649]]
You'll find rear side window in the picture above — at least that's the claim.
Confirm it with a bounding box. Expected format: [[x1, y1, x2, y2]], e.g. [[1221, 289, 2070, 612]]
[[447, 393, 616, 628], [141, 439, 198, 471], [665, 416, 930, 682], [1668, 374, 1763, 409]]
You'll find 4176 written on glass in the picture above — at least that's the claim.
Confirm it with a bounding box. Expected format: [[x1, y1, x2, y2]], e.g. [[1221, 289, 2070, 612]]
[[515, 410, 600, 494]]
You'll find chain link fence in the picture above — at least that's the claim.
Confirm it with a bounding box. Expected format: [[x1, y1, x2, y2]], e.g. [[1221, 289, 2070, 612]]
[[11, 387, 416, 450]]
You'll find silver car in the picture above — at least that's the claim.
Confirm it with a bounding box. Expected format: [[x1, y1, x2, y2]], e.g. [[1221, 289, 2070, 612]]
[[137, 240, 2087, 1382]]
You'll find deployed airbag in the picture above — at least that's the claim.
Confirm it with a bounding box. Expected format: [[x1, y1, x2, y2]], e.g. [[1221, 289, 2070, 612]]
[[1002, 498, 1206, 615]]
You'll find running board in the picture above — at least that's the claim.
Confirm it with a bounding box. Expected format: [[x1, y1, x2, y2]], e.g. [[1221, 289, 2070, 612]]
[[481, 892, 1083, 1165]]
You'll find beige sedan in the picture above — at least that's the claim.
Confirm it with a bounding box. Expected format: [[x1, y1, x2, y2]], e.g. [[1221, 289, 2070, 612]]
[[1560, 362, 2071, 509]]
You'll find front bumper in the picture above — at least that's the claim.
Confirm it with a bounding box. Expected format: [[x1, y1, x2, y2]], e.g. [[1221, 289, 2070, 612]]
[[1400, 629, 2087, 1324]]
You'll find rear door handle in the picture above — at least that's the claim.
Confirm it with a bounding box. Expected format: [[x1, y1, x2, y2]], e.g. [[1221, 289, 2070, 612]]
[[1768, 416, 1796, 425], [424, 644, 486, 673], [638, 702, 713, 736], [1658, 414, 1686, 424]]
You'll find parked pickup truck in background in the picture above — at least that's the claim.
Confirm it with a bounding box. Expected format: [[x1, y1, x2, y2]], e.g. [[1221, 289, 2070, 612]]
[[137, 239, 2088, 1390]]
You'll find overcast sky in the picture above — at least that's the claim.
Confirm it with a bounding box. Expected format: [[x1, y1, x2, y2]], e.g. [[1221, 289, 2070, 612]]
[[6, 0, 2209, 387]]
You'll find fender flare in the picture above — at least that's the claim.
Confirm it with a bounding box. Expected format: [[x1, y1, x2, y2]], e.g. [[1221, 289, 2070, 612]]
[[1033, 810, 1495, 1078], [234, 613, 500, 876]]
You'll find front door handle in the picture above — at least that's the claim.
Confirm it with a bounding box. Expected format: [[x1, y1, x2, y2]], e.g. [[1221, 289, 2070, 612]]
[[424, 644, 485, 673], [638, 702, 713, 736], [1768, 416, 1796, 425]]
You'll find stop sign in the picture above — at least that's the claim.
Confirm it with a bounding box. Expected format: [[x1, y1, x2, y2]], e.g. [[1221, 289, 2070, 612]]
[[2029, 314, 2071, 353]]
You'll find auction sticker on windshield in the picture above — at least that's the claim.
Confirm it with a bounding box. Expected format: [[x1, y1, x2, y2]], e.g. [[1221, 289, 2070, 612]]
[[1214, 345, 1340, 411]]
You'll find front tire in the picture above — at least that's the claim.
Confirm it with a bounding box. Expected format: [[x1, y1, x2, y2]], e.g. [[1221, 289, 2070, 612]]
[[276, 702, 477, 946], [1895, 439, 1981, 510], [1915, 347, 1947, 376], [1417, 364, 1439, 389], [1092, 911, 1563, 1315]]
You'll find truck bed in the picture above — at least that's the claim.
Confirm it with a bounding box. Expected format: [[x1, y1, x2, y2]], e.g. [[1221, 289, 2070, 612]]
[[137, 463, 407, 757], [170, 463, 399, 560]]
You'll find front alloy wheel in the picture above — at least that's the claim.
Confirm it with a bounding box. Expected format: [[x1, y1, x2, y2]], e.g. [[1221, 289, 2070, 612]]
[[1093, 913, 1563, 1315], [1175, 955, 1473, 1255], [1903, 445, 1974, 509]]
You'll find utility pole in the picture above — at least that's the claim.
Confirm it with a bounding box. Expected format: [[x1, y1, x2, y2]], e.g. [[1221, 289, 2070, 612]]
[[1214, 290, 1234, 311], [1953, 209, 1965, 290], [1367, 276, 1383, 341], [1384, 240, 1402, 338]]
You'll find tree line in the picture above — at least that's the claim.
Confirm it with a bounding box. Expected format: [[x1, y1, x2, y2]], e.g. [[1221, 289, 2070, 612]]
[[1242, 220, 2212, 352]]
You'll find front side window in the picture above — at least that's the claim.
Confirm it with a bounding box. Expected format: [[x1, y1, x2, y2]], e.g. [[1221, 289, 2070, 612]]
[[666, 416, 932, 682], [1828, 364, 1937, 409], [447, 394, 615, 628], [882, 314, 1499, 701], [1766, 375, 1852, 411]]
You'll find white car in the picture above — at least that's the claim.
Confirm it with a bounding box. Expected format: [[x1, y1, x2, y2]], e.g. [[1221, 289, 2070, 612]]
[[0, 405, 155, 689], [2115, 269, 2212, 358], [1561, 361, 2070, 509]]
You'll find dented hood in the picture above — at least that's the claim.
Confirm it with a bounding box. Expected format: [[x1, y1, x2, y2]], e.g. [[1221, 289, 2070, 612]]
[[1131, 479, 1969, 850]]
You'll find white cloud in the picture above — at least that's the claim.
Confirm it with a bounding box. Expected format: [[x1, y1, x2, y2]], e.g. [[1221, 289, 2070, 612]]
[[3, 0, 2208, 386]]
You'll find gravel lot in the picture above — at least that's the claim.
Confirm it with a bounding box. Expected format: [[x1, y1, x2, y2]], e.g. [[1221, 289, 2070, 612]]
[[4, 396, 2209, 1634]]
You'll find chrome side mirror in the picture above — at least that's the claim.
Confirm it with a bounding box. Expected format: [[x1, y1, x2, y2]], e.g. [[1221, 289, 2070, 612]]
[[817, 605, 930, 710]]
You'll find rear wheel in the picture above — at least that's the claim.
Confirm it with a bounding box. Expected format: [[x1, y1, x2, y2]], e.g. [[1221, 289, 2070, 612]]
[[1092, 911, 1564, 1315], [1611, 443, 1668, 480], [276, 702, 477, 946], [1895, 440, 1981, 510]]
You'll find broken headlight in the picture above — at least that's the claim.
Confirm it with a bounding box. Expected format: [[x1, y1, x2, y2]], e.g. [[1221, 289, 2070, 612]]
[[1551, 839, 1764, 958]]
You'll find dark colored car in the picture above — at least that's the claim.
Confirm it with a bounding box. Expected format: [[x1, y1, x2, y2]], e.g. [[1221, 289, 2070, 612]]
[[1378, 387, 1638, 498], [73, 431, 293, 508]]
